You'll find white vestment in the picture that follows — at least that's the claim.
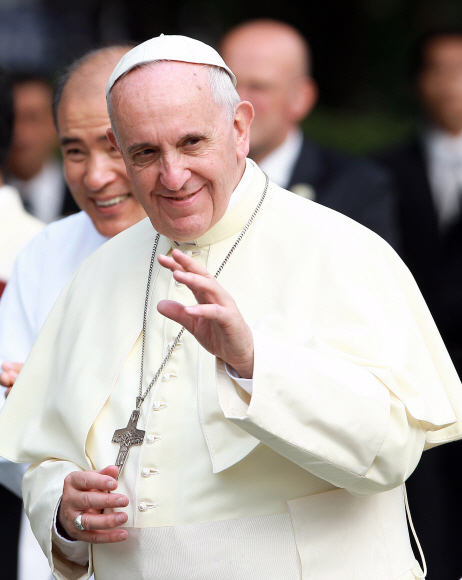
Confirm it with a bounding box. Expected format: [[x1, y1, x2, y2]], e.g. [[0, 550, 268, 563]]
[[0, 184, 44, 284], [0, 163, 461, 580]]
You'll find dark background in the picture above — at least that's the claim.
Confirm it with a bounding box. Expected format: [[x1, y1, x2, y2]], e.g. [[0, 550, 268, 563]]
[[1, 0, 462, 154]]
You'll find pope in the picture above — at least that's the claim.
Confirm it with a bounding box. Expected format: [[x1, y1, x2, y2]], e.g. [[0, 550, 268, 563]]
[[0, 35, 462, 580]]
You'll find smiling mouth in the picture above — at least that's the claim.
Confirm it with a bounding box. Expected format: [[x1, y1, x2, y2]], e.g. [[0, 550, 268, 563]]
[[165, 191, 197, 201], [95, 194, 130, 207]]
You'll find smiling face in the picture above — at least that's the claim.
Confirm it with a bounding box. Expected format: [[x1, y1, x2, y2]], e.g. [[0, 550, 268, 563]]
[[107, 62, 252, 242], [57, 54, 146, 238]]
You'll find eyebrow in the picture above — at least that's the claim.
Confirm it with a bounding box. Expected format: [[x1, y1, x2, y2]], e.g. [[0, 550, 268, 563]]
[[60, 135, 111, 146], [126, 133, 207, 156], [60, 137, 82, 146]]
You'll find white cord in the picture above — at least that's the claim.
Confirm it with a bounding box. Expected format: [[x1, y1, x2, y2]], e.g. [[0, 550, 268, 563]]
[[403, 483, 427, 578]]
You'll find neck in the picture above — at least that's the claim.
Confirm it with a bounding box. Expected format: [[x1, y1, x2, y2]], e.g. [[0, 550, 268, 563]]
[[249, 129, 292, 164]]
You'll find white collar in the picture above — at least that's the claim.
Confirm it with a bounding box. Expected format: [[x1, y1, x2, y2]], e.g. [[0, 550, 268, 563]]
[[227, 157, 255, 210], [257, 128, 303, 189]]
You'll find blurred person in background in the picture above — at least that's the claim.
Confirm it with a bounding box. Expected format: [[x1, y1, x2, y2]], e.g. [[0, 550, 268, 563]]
[[6, 73, 78, 223], [378, 29, 462, 580], [220, 18, 399, 248], [0, 66, 44, 580], [0, 71, 44, 296], [0, 45, 145, 580]]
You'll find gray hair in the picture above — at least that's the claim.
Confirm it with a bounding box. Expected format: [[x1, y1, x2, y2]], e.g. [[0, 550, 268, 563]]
[[107, 61, 241, 145]]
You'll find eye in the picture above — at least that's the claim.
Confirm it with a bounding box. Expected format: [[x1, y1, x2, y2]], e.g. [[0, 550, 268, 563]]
[[64, 147, 85, 160], [184, 137, 201, 146]]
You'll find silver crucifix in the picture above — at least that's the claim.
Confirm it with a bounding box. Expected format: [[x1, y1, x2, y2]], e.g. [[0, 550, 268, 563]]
[[112, 409, 145, 479]]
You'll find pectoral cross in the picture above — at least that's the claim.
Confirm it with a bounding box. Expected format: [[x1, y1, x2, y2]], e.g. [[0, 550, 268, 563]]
[[112, 409, 145, 479]]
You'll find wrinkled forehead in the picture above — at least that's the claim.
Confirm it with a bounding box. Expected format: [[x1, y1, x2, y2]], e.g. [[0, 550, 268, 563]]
[[110, 61, 213, 115]]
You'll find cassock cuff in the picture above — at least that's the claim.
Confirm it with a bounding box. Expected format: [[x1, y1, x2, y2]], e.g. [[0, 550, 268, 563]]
[[52, 499, 89, 566], [225, 363, 253, 395]]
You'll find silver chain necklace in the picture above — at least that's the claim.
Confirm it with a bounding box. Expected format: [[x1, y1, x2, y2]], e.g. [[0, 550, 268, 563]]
[[112, 175, 269, 478]]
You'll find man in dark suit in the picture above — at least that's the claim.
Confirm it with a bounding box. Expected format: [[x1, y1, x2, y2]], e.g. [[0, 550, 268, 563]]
[[5, 73, 78, 223], [220, 19, 399, 248], [378, 29, 462, 580]]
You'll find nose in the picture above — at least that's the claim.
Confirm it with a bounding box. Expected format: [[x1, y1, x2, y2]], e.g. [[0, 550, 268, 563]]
[[83, 153, 117, 192], [159, 155, 191, 191]]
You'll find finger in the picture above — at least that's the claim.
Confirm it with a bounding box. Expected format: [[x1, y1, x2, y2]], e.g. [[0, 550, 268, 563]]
[[68, 469, 119, 492], [6, 387, 12, 398], [184, 303, 228, 321], [70, 489, 129, 512], [3, 362, 23, 373], [157, 300, 197, 331], [98, 465, 119, 480], [79, 510, 128, 531], [172, 270, 232, 307], [0, 371, 16, 388], [159, 250, 214, 278]]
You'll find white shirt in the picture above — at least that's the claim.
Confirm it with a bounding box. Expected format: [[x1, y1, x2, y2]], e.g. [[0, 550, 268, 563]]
[[0, 184, 44, 282], [8, 159, 67, 224], [424, 127, 462, 229], [258, 129, 303, 189], [0, 211, 108, 376]]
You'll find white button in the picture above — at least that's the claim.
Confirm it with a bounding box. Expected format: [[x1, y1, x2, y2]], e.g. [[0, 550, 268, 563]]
[[175, 280, 185, 287], [146, 434, 155, 444], [138, 502, 147, 512], [152, 401, 161, 410], [141, 468, 150, 478], [162, 372, 177, 382], [184, 249, 193, 257]]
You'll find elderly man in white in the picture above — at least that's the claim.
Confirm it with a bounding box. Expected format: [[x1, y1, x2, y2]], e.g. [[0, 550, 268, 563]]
[[0, 35, 461, 580]]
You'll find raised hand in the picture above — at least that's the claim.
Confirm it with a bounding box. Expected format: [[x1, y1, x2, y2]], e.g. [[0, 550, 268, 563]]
[[57, 465, 129, 543], [0, 361, 23, 397], [157, 249, 254, 378]]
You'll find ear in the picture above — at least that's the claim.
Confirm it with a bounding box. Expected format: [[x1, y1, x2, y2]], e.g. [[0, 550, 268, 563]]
[[106, 128, 120, 153], [234, 101, 254, 160], [288, 77, 318, 124]]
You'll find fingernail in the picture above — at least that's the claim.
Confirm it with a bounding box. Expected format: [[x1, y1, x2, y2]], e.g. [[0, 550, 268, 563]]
[[117, 497, 126, 506], [116, 514, 126, 524], [107, 481, 116, 490], [118, 531, 127, 541]]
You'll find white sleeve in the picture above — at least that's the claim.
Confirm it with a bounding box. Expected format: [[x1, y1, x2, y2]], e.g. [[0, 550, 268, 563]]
[[0, 239, 43, 364], [218, 329, 427, 495], [23, 460, 93, 579]]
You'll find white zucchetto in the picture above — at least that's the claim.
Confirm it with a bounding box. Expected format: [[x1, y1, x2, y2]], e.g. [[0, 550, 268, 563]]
[[106, 34, 236, 95]]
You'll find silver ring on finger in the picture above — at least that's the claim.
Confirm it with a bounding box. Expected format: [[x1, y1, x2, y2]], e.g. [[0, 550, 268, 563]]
[[74, 514, 85, 531]]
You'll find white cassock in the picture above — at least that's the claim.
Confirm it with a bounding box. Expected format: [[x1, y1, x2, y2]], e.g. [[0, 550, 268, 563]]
[[0, 210, 106, 580], [0, 184, 44, 285], [0, 160, 461, 580]]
